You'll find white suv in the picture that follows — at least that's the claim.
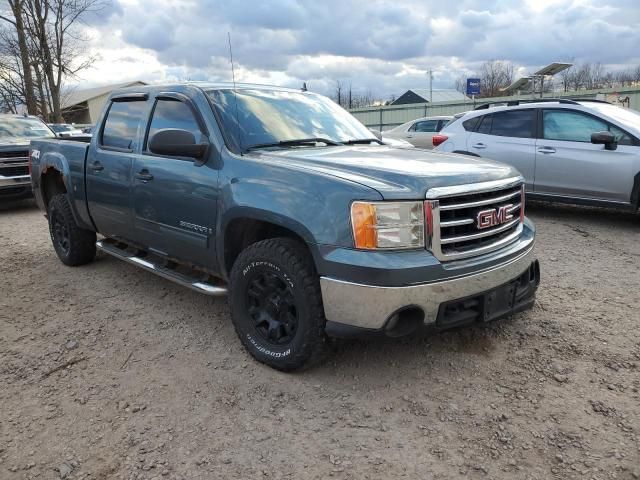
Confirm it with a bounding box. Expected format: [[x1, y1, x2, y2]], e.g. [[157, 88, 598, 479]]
[[435, 99, 640, 211]]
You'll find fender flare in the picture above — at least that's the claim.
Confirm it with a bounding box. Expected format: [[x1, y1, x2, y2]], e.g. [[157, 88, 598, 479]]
[[217, 206, 318, 277]]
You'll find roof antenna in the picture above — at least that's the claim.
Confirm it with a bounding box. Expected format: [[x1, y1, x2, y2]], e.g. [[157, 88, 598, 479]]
[[228, 32, 243, 154], [301, 82, 307, 92]]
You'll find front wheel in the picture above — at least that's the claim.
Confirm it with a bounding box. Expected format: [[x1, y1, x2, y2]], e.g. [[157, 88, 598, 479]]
[[229, 238, 328, 371], [48, 194, 96, 266]]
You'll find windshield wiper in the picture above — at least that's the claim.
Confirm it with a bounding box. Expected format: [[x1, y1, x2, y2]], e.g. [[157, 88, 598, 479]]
[[244, 137, 341, 152], [342, 138, 384, 145]]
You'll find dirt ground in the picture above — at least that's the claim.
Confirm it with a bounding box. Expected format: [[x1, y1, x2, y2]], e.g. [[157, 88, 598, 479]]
[[0, 199, 638, 480]]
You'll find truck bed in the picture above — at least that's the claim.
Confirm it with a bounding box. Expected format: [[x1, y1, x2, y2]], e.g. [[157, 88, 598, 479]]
[[30, 138, 93, 229]]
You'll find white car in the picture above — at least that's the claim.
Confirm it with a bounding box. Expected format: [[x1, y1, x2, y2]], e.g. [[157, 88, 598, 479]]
[[383, 116, 453, 149], [435, 99, 640, 211]]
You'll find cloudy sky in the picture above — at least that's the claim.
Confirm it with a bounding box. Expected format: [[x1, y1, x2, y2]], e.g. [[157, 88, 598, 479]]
[[76, 0, 640, 99]]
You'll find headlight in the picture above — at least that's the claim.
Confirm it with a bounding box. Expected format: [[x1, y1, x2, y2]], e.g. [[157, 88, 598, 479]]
[[351, 201, 424, 250]]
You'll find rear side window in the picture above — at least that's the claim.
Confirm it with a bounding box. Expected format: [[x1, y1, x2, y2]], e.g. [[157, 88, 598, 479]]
[[410, 120, 439, 132], [477, 115, 492, 134], [147, 99, 203, 148], [462, 116, 481, 131], [101, 101, 147, 150], [489, 110, 535, 138]]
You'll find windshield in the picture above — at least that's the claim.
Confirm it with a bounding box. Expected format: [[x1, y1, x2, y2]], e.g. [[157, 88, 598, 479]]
[[0, 117, 54, 141], [582, 103, 640, 131], [207, 89, 375, 152], [49, 124, 73, 133]]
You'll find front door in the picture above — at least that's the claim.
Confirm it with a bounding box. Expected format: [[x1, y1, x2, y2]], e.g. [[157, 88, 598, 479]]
[[86, 98, 149, 238], [535, 109, 636, 203], [132, 96, 219, 269]]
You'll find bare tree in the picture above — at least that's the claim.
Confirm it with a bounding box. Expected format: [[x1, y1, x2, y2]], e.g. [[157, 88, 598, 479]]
[[476, 60, 514, 97], [452, 75, 466, 94], [0, 0, 37, 113]]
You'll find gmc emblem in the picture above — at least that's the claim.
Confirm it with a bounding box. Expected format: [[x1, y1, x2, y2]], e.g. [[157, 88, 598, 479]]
[[477, 204, 514, 229]]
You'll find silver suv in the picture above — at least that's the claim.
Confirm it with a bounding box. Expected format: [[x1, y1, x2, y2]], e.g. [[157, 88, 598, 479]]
[[435, 99, 640, 211]]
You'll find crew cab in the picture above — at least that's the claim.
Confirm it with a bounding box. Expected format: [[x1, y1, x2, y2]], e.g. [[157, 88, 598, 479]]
[[1, 114, 54, 200], [30, 83, 540, 371]]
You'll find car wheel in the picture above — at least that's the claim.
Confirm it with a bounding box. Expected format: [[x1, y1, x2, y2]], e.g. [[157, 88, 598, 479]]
[[229, 238, 328, 371], [48, 194, 96, 266]]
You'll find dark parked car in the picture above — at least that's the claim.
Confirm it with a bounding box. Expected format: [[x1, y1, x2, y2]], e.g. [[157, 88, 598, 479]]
[[0, 114, 54, 200]]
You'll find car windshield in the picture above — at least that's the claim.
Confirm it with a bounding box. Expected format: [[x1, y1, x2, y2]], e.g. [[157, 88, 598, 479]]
[[207, 88, 375, 153], [0, 117, 54, 141], [582, 103, 640, 131]]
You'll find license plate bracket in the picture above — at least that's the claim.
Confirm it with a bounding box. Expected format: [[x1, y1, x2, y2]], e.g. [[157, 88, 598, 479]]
[[483, 281, 517, 322]]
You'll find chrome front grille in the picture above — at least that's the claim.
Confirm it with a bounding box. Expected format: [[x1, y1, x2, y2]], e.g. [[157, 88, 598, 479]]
[[0, 151, 30, 178], [426, 177, 525, 261]]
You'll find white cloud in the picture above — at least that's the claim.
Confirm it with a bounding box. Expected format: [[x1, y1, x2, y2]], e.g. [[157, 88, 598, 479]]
[[71, 0, 640, 99]]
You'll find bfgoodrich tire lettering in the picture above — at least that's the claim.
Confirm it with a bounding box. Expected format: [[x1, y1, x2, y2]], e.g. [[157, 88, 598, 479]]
[[47, 194, 96, 266], [229, 238, 328, 371]]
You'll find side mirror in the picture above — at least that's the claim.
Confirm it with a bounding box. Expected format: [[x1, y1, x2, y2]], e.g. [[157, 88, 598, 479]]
[[149, 128, 209, 159], [591, 131, 617, 151]]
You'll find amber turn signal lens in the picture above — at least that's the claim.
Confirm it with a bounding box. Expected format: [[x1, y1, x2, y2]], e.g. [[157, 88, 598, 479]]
[[351, 202, 377, 249]]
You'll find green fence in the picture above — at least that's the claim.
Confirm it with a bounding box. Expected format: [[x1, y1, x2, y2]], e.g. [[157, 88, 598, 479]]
[[350, 86, 640, 131]]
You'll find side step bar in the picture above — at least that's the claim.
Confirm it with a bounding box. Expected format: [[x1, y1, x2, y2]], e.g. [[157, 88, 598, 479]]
[[96, 239, 228, 297]]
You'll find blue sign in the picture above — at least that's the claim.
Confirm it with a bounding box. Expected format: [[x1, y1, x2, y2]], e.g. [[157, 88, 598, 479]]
[[466, 78, 481, 96]]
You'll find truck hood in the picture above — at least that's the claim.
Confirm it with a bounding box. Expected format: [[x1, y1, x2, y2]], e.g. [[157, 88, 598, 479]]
[[253, 145, 520, 199]]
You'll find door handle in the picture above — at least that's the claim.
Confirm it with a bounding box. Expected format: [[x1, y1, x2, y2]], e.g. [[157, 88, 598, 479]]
[[90, 161, 104, 171], [135, 170, 154, 182], [537, 147, 556, 154], [472, 143, 486, 149], [406, 135, 413, 138]]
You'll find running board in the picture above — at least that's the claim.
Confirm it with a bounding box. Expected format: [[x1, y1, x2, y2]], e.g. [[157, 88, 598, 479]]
[[96, 239, 228, 297]]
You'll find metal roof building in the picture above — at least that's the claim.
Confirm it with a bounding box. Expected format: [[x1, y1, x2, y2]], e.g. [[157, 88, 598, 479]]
[[391, 88, 469, 105], [62, 81, 147, 124]]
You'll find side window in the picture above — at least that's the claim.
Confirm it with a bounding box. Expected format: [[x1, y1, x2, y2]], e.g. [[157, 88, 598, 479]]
[[477, 114, 492, 134], [489, 110, 535, 138], [462, 116, 481, 132], [412, 120, 439, 132], [147, 99, 203, 149], [543, 110, 608, 142], [101, 100, 147, 150]]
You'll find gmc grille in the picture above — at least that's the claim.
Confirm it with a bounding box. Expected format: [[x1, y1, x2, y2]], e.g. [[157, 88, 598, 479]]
[[426, 177, 525, 261], [0, 165, 29, 177], [0, 150, 29, 159]]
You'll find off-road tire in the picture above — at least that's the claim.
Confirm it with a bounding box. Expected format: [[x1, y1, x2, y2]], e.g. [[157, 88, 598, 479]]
[[48, 194, 96, 266], [229, 238, 328, 371]]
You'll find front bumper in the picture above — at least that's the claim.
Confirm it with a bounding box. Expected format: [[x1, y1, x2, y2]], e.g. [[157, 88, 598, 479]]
[[321, 244, 538, 336]]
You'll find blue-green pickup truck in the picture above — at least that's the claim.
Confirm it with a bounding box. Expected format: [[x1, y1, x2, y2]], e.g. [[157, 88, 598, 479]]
[[30, 83, 539, 371]]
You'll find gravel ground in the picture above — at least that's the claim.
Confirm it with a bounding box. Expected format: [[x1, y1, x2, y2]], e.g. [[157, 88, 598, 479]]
[[1, 199, 638, 480]]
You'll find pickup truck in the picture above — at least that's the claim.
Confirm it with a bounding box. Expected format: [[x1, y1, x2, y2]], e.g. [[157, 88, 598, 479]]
[[1, 114, 55, 200], [30, 83, 540, 371]]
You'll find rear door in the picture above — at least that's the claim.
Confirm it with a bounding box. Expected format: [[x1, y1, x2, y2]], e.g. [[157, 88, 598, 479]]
[[466, 109, 537, 190], [405, 119, 440, 148], [131, 93, 219, 268], [86, 96, 148, 238], [535, 109, 637, 203]]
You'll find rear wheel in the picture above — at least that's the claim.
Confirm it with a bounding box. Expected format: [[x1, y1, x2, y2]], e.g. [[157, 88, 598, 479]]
[[229, 238, 328, 371], [48, 194, 96, 266]]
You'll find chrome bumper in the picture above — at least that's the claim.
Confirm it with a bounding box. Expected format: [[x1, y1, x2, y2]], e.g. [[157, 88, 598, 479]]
[[0, 174, 31, 188], [320, 245, 537, 330]]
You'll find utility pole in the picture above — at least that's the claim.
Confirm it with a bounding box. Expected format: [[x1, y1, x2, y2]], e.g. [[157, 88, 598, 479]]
[[428, 69, 433, 103]]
